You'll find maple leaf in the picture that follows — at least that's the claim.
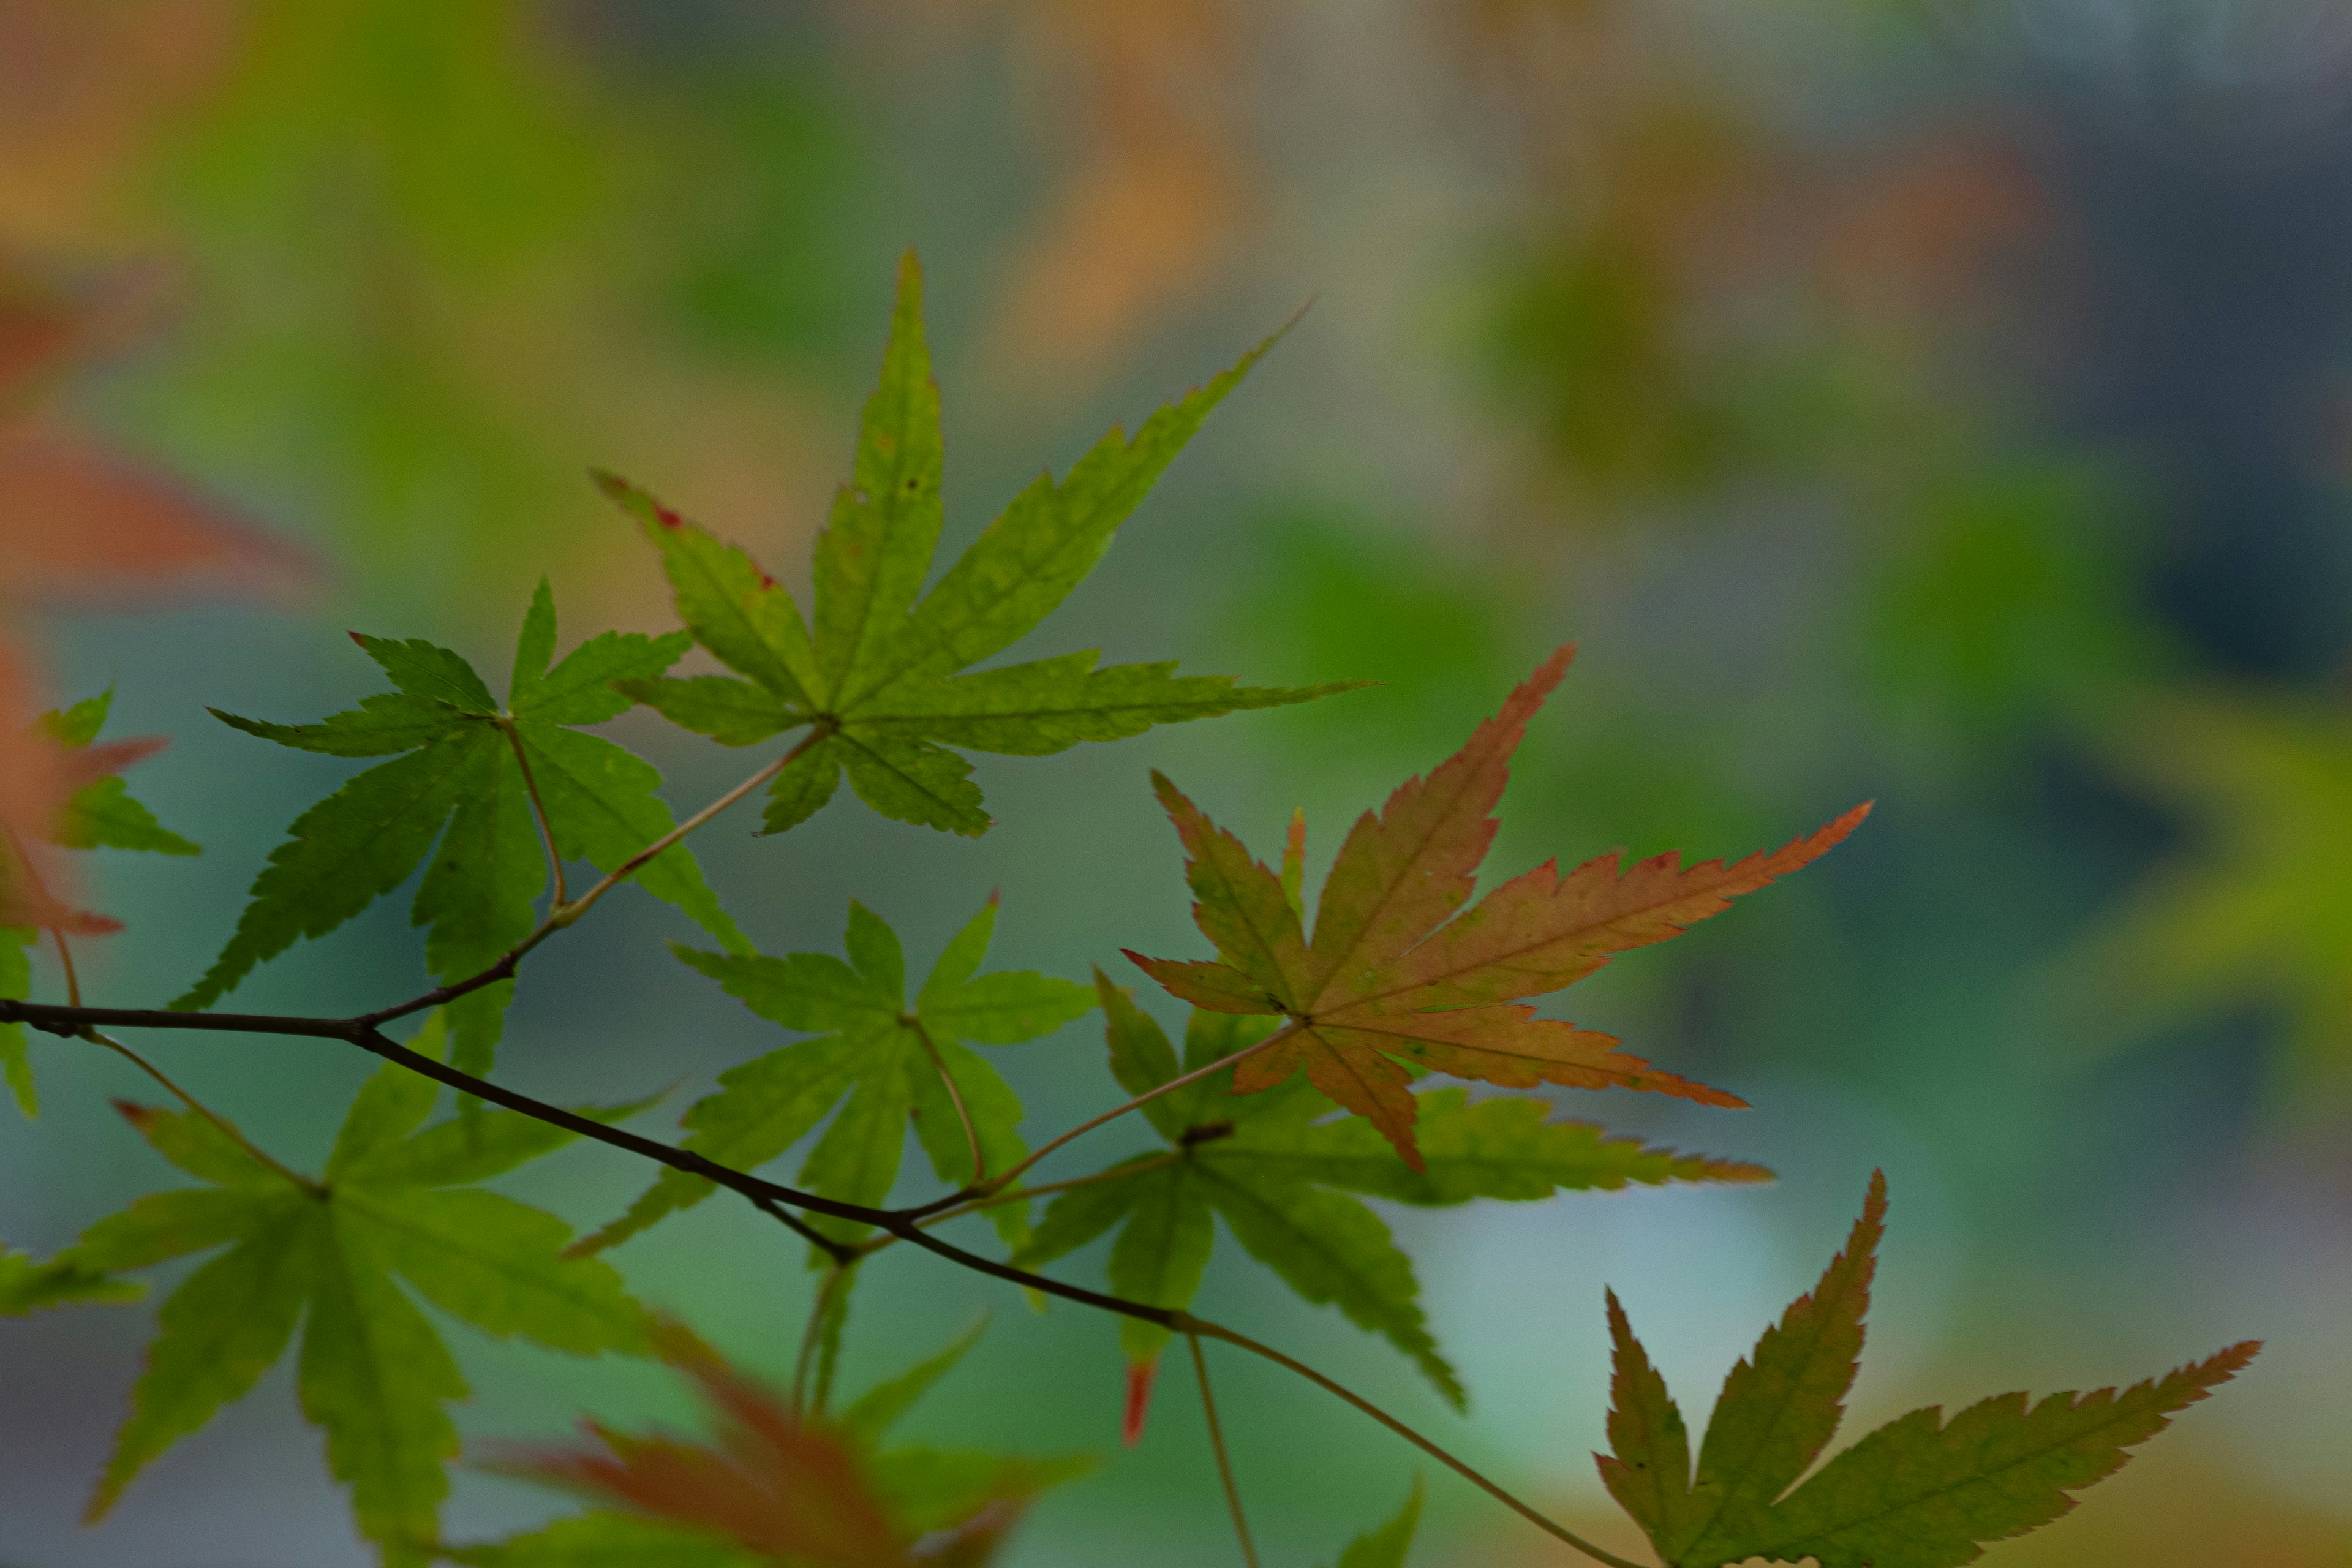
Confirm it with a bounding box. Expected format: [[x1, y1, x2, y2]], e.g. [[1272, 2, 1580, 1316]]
[[579, 896, 1094, 1257], [2, 686, 198, 1115], [600, 251, 1354, 839], [64, 1011, 651, 1566], [2067, 694, 2352, 1101], [1598, 1173, 2259, 1568], [1128, 645, 1870, 1167], [175, 581, 747, 1074], [0, 1238, 143, 1316], [1327, 1479, 1424, 1568], [462, 1319, 1086, 1568], [1016, 974, 1770, 1431]]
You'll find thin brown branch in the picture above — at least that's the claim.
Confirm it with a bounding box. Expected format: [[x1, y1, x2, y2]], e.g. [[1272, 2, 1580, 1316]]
[[753, 1193, 859, 1268], [358, 730, 823, 1030], [853, 1152, 1188, 1260], [50, 927, 82, 1008], [550, 726, 821, 930], [84, 1030, 317, 1194], [978, 1022, 1294, 1195], [1180, 1317, 1651, 1568], [1190, 1334, 1261, 1568]]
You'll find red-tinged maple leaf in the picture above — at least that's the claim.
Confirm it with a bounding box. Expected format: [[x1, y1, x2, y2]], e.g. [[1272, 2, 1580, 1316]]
[[0, 643, 166, 934], [1129, 644, 1871, 1167], [486, 1326, 1046, 1568]]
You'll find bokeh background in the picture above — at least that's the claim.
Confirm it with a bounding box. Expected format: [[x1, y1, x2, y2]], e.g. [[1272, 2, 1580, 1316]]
[[4, 1, 2351, 1562]]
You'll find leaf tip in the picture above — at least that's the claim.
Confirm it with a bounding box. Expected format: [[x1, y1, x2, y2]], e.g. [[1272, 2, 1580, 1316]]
[[1123, 1357, 1159, 1446]]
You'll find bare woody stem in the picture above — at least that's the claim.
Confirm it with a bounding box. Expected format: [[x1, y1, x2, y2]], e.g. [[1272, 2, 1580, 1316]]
[[550, 725, 823, 930], [1190, 1333, 1261, 1568], [752, 1192, 859, 1268], [50, 929, 82, 1008], [853, 1152, 1186, 1259], [1180, 1316, 1651, 1568]]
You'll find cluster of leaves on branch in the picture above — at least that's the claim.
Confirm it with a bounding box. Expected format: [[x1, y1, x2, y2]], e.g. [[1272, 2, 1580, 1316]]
[[0, 255, 2252, 1568]]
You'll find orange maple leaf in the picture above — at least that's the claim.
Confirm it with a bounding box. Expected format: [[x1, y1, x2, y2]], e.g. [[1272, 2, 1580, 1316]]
[[487, 1327, 1038, 1568], [1130, 645, 1870, 1167]]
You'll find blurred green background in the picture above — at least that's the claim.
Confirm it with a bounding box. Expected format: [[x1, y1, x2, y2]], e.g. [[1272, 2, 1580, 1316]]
[[5, 1, 2351, 1562]]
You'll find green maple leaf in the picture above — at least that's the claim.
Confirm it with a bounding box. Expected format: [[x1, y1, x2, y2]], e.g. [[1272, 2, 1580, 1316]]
[[66, 1012, 651, 1566], [457, 1318, 1088, 1568], [1016, 973, 1770, 1415], [2071, 694, 2352, 1101], [1327, 1479, 1423, 1568], [578, 896, 1094, 1257], [175, 582, 748, 1073], [1599, 1173, 2258, 1568], [1129, 646, 1868, 1168], [3, 692, 202, 1116], [0, 1239, 143, 1316], [598, 251, 1355, 839]]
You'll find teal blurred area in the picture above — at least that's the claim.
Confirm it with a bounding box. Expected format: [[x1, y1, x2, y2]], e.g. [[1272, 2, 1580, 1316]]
[[5, 1, 2352, 1562]]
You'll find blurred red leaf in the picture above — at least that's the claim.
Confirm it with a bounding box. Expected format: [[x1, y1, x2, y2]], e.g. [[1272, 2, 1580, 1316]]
[[488, 1329, 1036, 1568]]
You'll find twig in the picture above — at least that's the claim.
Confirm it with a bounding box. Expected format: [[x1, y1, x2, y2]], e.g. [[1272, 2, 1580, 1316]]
[[49, 929, 82, 1008], [356, 731, 822, 1029], [1190, 1334, 1260, 1568], [83, 1030, 317, 1194], [1180, 1316, 1651, 1568], [752, 1193, 858, 1268], [853, 1153, 1186, 1258], [962, 1022, 1294, 1198], [551, 727, 821, 929], [907, 1013, 986, 1185]]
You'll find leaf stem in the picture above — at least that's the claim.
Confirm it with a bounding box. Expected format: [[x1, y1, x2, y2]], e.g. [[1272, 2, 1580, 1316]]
[[907, 1013, 986, 1185], [792, 1264, 851, 1416], [357, 730, 823, 1029], [83, 1029, 317, 1194], [551, 726, 821, 929], [1179, 1316, 1651, 1568], [978, 1023, 1293, 1195], [752, 1191, 859, 1268], [1189, 1333, 1261, 1568], [499, 718, 568, 907], [50, 927, 82, 1008], [854, 1153, 1187, 1257]]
